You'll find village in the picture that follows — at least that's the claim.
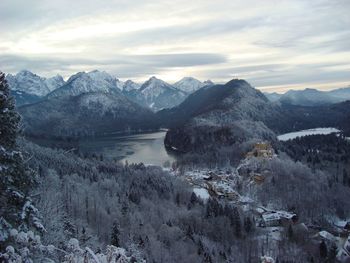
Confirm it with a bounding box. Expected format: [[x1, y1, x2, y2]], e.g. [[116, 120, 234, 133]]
[[171, 142, 350, 262]]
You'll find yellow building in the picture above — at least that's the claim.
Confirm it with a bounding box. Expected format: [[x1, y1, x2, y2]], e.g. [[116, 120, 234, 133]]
[[246, 142, 275, 159]]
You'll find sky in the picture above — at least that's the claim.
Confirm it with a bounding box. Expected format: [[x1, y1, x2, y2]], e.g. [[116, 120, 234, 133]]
[[0, 0, 349, 92]]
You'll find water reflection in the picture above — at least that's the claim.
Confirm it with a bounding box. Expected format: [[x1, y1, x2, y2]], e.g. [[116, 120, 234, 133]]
[[78, 130, 175, 166]]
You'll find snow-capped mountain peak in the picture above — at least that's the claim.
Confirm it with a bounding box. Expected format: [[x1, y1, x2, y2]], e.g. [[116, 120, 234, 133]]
[[203, 79, 214, 86], [48, 70, 121, 98], [139, 77, 186, 111], [45, 75, 65, 92], [123, 80, 141, 92], [140, 76, 180, 96], [173, 77, 214, 93], [6, 70, 65, 96], [116, 79, 125, 90]]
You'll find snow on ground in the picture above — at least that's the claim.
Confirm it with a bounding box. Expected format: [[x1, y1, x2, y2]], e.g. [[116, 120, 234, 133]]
[[193, 188, 210, 200], [277, 127, 340, 141]]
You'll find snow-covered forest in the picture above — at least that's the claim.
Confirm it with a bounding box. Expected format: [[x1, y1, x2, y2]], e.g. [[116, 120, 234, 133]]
[[1, 67, 350, 263]]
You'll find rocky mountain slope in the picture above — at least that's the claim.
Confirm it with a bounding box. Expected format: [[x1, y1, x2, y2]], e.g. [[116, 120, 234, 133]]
[[6, 70, 65, 105], [6, 70, 65, 96], [121, 80, 147, 107], [173, 77, 213, 93], [139, 76, 187, 111], [47, 70, 121, 98]]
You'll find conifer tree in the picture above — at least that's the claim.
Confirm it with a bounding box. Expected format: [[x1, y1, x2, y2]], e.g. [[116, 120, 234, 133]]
[[111, 221, 120, 247], [319, 240, 327, 259], [0, 71, 39, 250]]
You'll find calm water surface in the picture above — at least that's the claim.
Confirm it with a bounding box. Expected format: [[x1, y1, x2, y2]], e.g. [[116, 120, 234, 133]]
[[79, 130, 175, 166]]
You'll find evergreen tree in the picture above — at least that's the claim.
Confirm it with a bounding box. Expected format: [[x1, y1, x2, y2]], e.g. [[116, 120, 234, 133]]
[[175, 193, 180, 206], [111, 221, 120, 247], [0, 72, 19, 149], [233, 208, 241, 238], [190, 192, 198, 205], [244, 217, 252, 234], [287, 224, 294, 241], [343, 169, 348, 187], [328, 243, 337, 263], [319, 240, 327, 259], [0, 72, 39, 251]]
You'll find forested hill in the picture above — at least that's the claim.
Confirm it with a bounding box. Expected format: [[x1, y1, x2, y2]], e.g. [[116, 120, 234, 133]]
[[18, 92, 159, 138]]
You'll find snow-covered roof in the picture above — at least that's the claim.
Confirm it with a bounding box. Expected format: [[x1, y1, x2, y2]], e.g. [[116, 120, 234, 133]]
[[334, 220, 350, 229], [262, 211, 296, 222], [262, 212, 281, 222], [193, 188, 210, 200], [319, 231, 336, 242], [261, 256, 275, 263]]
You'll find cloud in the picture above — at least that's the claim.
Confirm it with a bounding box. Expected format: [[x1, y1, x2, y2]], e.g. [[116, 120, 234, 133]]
[[0, 53, 226, 78], [0, 0, 349, 90]]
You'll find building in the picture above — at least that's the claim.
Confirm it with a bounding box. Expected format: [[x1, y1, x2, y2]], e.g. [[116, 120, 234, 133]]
[[261, 211, 297, 227], [208, 181, 240, 200], [261, 256, 275, 263], [246, 142, 275, 159]]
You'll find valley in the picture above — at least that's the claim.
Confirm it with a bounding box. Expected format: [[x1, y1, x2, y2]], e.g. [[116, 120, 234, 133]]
[[2, 2, 350, 262], [1, 70, 350, 263]]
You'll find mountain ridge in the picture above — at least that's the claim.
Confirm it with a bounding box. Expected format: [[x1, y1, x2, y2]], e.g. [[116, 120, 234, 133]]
[[265, 86, 350, 106]]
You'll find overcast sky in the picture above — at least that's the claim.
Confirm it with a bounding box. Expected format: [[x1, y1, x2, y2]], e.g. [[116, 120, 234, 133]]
[[0, 0, 349, 92]]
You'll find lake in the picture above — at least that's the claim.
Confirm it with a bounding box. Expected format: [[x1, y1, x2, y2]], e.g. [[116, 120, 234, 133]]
[[277, 127, 340, 141], [78, 130, 175, 166]]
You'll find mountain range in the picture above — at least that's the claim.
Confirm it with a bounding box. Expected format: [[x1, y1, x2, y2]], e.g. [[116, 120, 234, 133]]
[[11, 70, 210, 137], [47, 70, 121, 98], [6, 70, 65, 97], [265, 87, 350, 106], [6, 70, 350, 151], [6, 70, 212, 109]]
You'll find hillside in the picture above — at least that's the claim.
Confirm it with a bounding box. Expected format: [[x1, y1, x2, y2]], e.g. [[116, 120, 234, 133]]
[[162, 79, 284, 152], [19, 92, 158, 138]]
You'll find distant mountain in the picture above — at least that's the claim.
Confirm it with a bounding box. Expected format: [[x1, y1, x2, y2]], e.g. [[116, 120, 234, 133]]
[[139, 76, 187, 111], [116, 79, 124, 90], [19, 92, 158, 138], [173, 77, 213, 93], [121, 80, 147, 107], [265, 86, 350, 106], [161, 79, 283, 152], [6, 70, 65, 97], [264, 92, 282, 102], [48, 70, 120, 98], [10, 90, 42, 106], [328, 87, 350, 100], [279, 88, 336, 106], [123, 80, 141, 92]]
